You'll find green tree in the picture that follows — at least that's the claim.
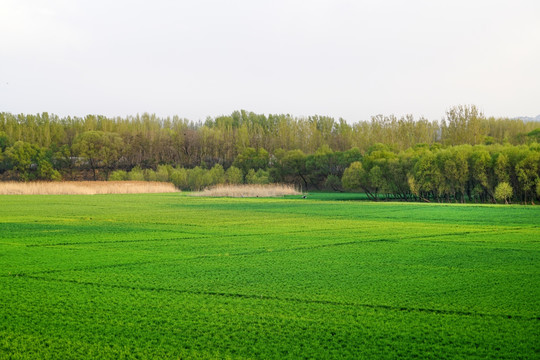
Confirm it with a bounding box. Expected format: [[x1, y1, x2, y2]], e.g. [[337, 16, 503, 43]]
[[342, 161, 377, 200], [128, 166, 145, 181], [368, 165, 385, 197], [188, 166, 206, 191], [232, 147, 269, 176], [4, 141, 38, 181], [156, 165, 171, 182], [324, 174, 342, 191], [170, 167, 188, 189], [494, 152, 510, 184], [246, 168, 270, 184], [72, 131, 124, 180], [109, 170, 128, 181], [281, 150, 309, 190], [469, 148, 493, 202], [0, 131, 9, 151], [143, 169, 157, 181], [515, 151, 540, 203], [225, 166, 243, 184], [494, 182, 513, 204], [205, 164, 225, 186], [410, 150, 438, 202], [36, 158, 61, 181], [442, 105, 486, 145], [342, 161, 364, 191]]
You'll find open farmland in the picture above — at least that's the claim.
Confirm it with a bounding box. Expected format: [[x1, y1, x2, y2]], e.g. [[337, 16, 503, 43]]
[[0, 193, 539, 359]]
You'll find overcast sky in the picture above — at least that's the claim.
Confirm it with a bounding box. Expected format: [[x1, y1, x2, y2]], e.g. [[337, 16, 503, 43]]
[[1, 0, 539, 122]]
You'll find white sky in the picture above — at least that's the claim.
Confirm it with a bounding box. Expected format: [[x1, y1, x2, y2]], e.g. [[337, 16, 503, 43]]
[[1, 0, 539, 122]]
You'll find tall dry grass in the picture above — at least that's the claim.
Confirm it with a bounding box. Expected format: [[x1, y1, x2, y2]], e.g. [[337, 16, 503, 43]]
[[0, 181, 180, 195], [192, 184, 301, 198]]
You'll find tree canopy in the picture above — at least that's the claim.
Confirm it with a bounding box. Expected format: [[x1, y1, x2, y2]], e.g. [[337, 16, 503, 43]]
[[1, 106, 539, 203]]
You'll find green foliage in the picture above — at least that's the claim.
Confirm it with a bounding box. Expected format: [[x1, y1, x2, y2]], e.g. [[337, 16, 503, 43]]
[[515, 151, 540, 202], [342, 161, 365, 191], [324, 174, 342, 191], [188, 166, 206, 191], [127, 166, 145, 181], [0, 194, 538, 359], [143, 169, 157, 181], [72, 131, 124, 180], [225, 166, 243, 184], [206, 164, 225, 185], [232, 147, 269, 176], [442, 105, 485, 145], [494, 182, 513, 204], [305, 147, 357, 189], [4, 141, 38, 180], [109, 170, 128, 181], [494, 153, 511, 183], [156, 165, 172, 182], [339, 143, 540, 203], [277, 149, 308, 188], [36, 159, 61, 181], [527, 128, 540, 142], [1, 110, 540, 204], [0, 131, 9, 151], [246, 168, 270, 184], [170, 167, 188, 188]]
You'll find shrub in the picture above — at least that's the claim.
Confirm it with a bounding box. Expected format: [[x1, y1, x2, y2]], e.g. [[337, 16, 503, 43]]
[[225, 166, 243, 184], [37, 159, 62, 181], [494, 182, 513, 204], [156, 165, 171, 182], [325, 174, 342, 191], [246, 169, 269, 184], [170, 167, 188, 189], [207, 164, 225, 185], [128, 166, 145, 181], [188, 166, 206, 191], [109, 170, 128, 181], [143, 169, 157, 182]]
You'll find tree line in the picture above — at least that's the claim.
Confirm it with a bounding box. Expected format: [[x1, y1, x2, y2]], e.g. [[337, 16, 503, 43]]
[[342, 143, 540, 204], [0, 105, 539, 203]]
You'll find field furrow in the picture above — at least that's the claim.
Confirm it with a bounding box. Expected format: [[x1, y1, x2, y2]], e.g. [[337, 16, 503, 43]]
[[0, 193, 538, 359]]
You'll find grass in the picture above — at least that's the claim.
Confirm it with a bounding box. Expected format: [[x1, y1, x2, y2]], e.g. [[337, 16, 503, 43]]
[[0, 181, 179, 195], [193, 184, 301, 197], [0, 193, 538, 359]]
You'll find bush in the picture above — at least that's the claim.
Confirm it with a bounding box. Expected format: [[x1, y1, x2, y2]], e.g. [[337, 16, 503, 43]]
[[128, 166, 145, 181], [207, 164, 225, 185], [37, 160, 62, 181], [494, 182, 513, 204], [143, 169, 157, 182], [170, 167, 188, 189], [188, 166, 206, 191], [246, 169, 270, 184], [109, 170, 128, 181], [325, 174, 342, 191], [225, 166, 243, 184], [156, 165, 171, 182]]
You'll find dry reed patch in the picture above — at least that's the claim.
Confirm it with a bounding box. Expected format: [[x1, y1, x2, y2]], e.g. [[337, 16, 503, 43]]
[[0, 181, 180, 195], [192, 184, 301, 198]]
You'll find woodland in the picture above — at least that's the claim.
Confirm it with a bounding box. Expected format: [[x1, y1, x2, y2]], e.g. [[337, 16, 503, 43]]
[[1, 105, 539, 203]]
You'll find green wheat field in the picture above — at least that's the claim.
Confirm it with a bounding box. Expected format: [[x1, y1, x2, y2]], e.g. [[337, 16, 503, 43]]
[[1, 193, 539, 359]]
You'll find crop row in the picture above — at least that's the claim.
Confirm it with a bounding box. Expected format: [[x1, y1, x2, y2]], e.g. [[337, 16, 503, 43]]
[[1, 194, 538, 359]]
